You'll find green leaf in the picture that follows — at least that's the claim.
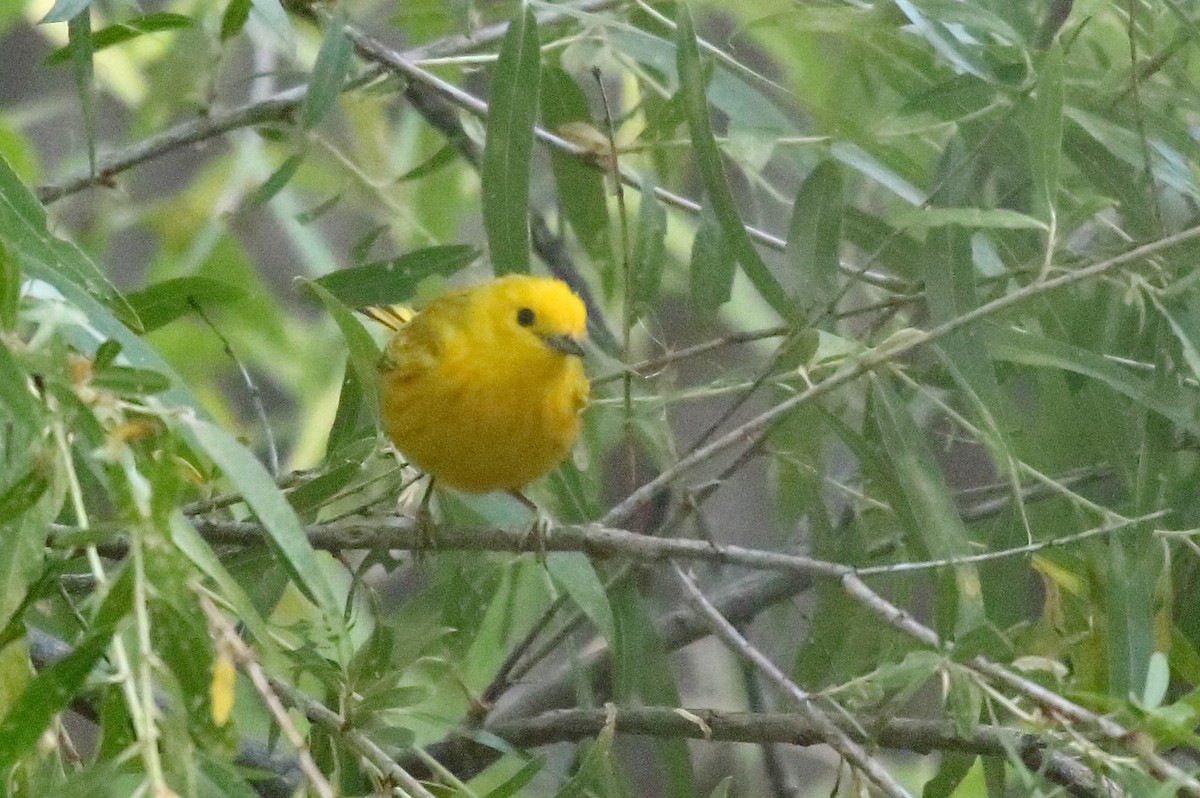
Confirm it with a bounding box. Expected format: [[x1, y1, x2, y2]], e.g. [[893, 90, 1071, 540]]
[[249, 153, 303, 207], [0, 461, 59, 633], [0, 344, 38, 429], [220, 0, 252, 41], [0, 592, 125, 773], [483, 756, 544, 798], [0, 468, 49, 525], [90, 365, 172, 396], [482, 7, 540, 275], [631, 172, 667, 315], [922, 752, 977, 798], [891, 207, 1048, 231], [325, 368, 369, 459], [610, 580, 695, 798], [0, 240, 16, 331], [689, 210, 734, 316], [676, 5, 795, 322], [302, 279, 380, 421], [1143, 651, 1170, 710], [302, 13, 353, 130], [314, 244, 477, 306], [986, 326, 1200, 437], [892, 0, 991, 79], [872, 377, 985, 636], [1107, 538, 1159, 699], [1031, 43, 1063, 223], [124, 276, 245, 333], [831, 142, 924, 205], [248, 0, 294, 51], [395, 144, 457, 183], [179, 419, 343, 627], [0, 154, 139, 329], [44, 13, 192, 65], [40, 0, 91, 24], [67, 9, 96, 176], [786, 160, 842, 322], [541, 67, 610, 261], [168, 513, 283, 668], [545, 553, 615, 642]]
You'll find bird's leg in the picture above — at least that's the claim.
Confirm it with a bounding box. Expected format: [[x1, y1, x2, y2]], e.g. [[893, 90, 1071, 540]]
[[413, 477, 437, 558], [508, 489, 551, 561]]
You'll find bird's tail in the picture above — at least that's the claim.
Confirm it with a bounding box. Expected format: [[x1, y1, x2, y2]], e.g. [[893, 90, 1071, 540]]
[[361, 305, 415, 331]]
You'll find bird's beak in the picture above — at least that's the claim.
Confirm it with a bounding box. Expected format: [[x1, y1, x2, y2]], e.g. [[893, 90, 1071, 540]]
[[542, 334, 586, 357]]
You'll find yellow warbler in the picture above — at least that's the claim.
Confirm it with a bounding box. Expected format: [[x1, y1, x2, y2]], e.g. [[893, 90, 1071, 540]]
[[376, 275, 589, 495]]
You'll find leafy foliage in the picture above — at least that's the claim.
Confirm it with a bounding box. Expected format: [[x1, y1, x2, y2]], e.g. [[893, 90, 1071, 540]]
[[3, 0, 1200, 796]]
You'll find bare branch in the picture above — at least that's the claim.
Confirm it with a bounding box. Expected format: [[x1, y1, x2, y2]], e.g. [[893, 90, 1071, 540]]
[[487, 707, 1122, 798]]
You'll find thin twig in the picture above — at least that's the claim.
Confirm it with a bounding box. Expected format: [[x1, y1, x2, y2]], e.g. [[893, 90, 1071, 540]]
[[601, 220, 1200, 527], [198, 594, 335, 798], [671, 562, 913, 798]]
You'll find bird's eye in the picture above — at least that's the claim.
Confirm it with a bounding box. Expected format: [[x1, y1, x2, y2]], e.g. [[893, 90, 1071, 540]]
[[516, 307, 536, 327]]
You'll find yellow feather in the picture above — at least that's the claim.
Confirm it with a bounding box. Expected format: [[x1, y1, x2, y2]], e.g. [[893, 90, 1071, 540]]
[[378, 275, 589, 493]]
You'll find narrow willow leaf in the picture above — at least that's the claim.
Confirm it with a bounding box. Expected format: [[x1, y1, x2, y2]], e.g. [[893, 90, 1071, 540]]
[[689, 210, 734, 316], [314, 244, 477, 306], [483, 756, 544, 798], [676, 5, 795, 322], [1143, 650, 1170, 709], [786, 160, 842, 322], [67, 9, 96, 176], [90, 364, 172, 395], [124, 276, 244, 333], [180, 419, 343, 622], [0, 154, 138, 328], [325, 369, 368, 459], [1031, 43, 1063, 223], [168, 514, 283, 668], [892, 207, 1048, 230], [1107, 539, 1157, 698], [482, 7, 540, 274], [0, 469, 49, 525], [892, 0, 989, 79], [0, 461, 59, 633], [986, 326, 1200, 436], [631, 172, 667, 315], [0, 240, 15, 331], [922, 752, 977, 798], [220, 0, 252, 41], [248, 0, 294, 51], [40, 0, 91, 24], [1150, 294, 1200, 386], [610, 580, 695, 798], [831, 142, 924, 205], [541, 67, 609, 261], [249, 153, 303, 207], [302, 279, 380, 420], [545, 553, 616, 642], [0, 589, 125, 773], [302, 13, 353, 130], [0, 344, 37, 429], [44, 13, 192, 64], [872, 377, 986, 636], [395, 144, 457, 183]]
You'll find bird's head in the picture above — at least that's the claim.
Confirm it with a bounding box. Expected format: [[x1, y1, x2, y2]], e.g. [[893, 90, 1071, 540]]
[[483, 275, 587, 359]]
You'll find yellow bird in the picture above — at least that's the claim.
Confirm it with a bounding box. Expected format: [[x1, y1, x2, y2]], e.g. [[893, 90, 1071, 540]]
[[374, 275, 589, 501]]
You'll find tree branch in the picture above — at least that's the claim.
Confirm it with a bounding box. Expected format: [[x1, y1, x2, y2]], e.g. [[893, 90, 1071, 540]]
[[671, 562, 913, 798], [484, 707, 1122, 798]]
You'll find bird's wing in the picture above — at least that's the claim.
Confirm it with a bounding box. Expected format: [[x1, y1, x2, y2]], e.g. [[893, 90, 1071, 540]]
[[378, 291, 470, 381]]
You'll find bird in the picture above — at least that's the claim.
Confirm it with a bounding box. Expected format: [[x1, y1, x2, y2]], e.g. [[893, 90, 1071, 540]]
[[371, 274, 589, 541]]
